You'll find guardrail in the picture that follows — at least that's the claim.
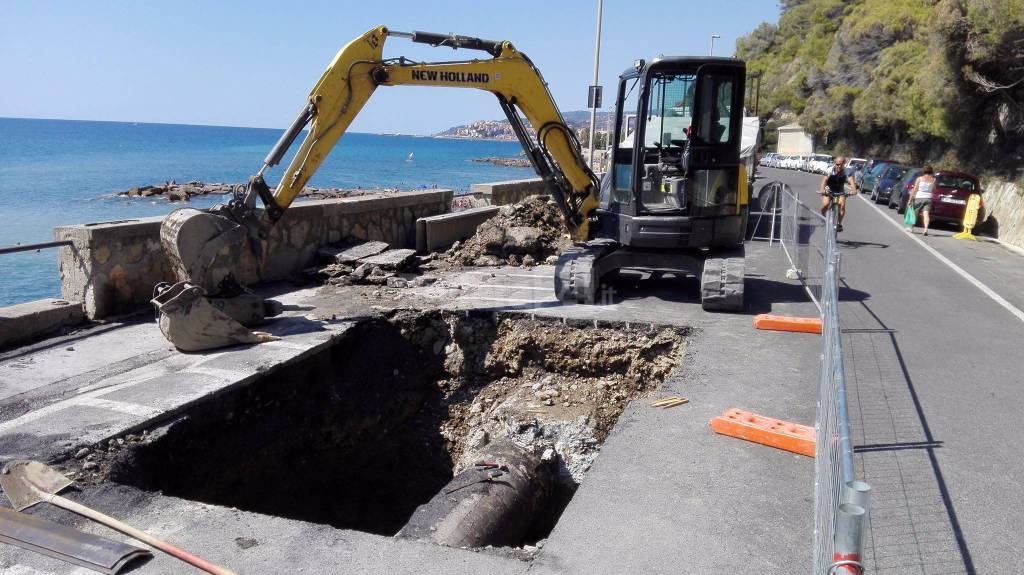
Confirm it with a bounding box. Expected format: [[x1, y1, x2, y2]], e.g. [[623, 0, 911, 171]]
[[769, 182, 871, 574], [0, 240, 72, 255]]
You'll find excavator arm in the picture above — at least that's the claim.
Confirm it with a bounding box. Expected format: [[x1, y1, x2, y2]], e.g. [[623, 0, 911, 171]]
[[242, 25, 600, 240], [156, 26, 601, 352]]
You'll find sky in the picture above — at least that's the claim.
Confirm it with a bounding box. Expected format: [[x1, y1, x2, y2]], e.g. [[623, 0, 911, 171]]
[[0, 1, 779, 134]]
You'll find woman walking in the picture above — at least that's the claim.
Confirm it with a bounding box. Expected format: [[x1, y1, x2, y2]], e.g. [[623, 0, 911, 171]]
[[909, 166, 937, 235]]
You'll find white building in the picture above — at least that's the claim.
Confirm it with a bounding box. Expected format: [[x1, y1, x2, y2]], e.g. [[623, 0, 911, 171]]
[[776, 123, 814, 155]]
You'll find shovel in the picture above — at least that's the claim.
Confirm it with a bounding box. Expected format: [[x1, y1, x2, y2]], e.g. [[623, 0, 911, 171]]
[[0, 460, 237, 575]]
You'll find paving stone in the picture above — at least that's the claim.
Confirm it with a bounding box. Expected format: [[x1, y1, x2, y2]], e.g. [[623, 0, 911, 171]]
[[320, 241, 390, 263], [358, 248, 417, 270], [98, 372, 226, 411]]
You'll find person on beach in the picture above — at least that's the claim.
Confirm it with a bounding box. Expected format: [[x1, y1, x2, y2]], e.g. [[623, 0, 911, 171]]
[[908, 166, 937, 235], [819, 156, 858, 232]]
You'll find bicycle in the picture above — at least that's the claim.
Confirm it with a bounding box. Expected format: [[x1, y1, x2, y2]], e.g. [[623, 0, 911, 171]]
[[820, 185, 855, 235]]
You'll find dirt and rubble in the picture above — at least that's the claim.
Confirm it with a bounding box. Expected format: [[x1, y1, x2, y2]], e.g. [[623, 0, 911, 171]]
[[442, 195, 570, 267], [299, 238, 438, 290], [298, 195, 571, 298], [396, 312, 686, 491]]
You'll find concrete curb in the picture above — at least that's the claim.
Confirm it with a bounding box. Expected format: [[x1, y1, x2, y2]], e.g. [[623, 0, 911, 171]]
[[0, 298, 85, 350]]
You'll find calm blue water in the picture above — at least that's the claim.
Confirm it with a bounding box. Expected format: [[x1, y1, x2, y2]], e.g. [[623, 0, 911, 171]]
[[0, 117, 528, 306]]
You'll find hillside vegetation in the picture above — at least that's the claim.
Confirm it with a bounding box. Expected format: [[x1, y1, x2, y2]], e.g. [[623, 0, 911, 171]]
[[739, 0, 1024, 175]]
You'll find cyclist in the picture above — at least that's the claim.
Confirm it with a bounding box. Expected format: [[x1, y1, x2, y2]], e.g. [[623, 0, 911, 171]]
[[819, 156, 858, 232]]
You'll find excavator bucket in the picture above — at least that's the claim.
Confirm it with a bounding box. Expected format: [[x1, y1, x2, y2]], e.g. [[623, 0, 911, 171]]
[[151, 282, 278, 352], [161, 208, 250, 294]]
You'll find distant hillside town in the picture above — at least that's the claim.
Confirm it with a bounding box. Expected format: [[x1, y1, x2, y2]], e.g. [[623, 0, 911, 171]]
[[434, 110, 613, 141]]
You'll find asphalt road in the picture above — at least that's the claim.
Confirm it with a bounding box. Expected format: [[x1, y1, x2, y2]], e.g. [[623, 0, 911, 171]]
[[761, 167, 1024, 574]]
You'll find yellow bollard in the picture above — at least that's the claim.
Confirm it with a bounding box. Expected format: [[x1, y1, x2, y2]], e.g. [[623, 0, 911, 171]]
[[953, 193, 981, 241]]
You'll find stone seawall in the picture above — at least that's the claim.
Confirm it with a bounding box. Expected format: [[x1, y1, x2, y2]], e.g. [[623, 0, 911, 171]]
[[980, 179, 1024, 249], [53, 189, 452, 319]]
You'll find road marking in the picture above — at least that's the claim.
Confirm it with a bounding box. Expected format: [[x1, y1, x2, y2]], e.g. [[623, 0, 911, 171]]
[[465, 271, 553, 280], [458, 296, 557, 304], [456, 282, 553, 292], [857, 194, 1024, 324]]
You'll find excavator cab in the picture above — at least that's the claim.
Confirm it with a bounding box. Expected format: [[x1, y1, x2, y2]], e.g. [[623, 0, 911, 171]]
[[598, 57, 747, 247], [556, 57, 748, 309]]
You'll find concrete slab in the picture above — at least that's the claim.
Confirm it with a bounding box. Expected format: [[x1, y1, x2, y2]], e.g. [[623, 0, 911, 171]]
[[320, 241, 390, 263], [358, 248, 417, 270], [0, 299, 85, 350], [415, 206, 499, 252], [0, 485, 529, 575]]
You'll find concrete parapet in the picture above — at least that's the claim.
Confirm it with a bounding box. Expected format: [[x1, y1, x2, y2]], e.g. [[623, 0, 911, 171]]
[[53, 189, 453, 319], [0, 299, 85, 349], [471, 178, 548, 206], [416, 206, 500, 253]]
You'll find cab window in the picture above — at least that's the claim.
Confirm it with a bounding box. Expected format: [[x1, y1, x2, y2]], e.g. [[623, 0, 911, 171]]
[[611, 77, 641, 204], [696, 73, 733, 144]]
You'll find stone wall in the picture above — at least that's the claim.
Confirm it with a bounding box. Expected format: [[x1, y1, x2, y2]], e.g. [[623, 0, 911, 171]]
[[54, 189, 453, 319], [980, 179, 1024, 249], [471, 178, 549, 206]]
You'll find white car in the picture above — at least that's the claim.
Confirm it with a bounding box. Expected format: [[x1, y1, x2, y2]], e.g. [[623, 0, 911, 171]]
[[810, 154, 833, 174], [782, 155, 801, 170]]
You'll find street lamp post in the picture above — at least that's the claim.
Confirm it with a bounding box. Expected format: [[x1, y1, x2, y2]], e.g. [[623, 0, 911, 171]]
[[587, 0, 604, 169], [710, 34, 721, 56]]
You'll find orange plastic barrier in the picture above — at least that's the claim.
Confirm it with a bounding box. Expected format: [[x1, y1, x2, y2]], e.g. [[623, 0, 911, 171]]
[[753, 313, 822, 334], [709, 408, 815, 457]]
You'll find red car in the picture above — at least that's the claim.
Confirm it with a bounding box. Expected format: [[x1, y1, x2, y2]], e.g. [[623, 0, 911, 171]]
[[927, 172, 982, 225]]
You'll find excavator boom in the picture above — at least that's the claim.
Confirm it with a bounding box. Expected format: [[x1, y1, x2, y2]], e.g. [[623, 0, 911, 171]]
[[252, 26, 598, 239], [156, 25, 602, 351]]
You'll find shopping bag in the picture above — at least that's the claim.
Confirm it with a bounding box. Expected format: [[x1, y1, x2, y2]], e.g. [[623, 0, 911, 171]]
[[904, 203, 917, 226]]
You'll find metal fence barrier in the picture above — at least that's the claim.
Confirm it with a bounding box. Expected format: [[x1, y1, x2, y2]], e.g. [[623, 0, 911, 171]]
[[0, 240, 72, 256], [768, 182, 871, 574]]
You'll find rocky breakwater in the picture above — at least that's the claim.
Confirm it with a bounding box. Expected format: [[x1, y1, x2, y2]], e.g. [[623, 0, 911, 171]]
[[471, 157, 532, 168], [118, 180, 374, 202]]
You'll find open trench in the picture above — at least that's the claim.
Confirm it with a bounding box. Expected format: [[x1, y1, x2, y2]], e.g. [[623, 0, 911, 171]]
[[85, 310, 686, 549]]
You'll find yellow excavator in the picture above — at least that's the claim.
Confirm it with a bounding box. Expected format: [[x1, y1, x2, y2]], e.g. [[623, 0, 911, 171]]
[[153, 26, 748, 351]]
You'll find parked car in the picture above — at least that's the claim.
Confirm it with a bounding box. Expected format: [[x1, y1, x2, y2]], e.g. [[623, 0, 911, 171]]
[[870, 164, 910, 204], [856, 158, 898, 187], [928, 172, 983, 225], [800, 155, 814, 171], [809, 154, 833, 174], [859, 162, 896, 195], [890, 168, 923, 212], [845, 158, 866, 172], [780, 155, 798, 169]]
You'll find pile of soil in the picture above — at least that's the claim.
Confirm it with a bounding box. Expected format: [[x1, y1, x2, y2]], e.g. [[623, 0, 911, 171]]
[[444, 195, 570, 267], [391, 312, 686, 490]]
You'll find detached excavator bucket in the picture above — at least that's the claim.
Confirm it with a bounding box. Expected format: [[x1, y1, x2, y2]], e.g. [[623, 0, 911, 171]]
[[151, 282, 278, 352]]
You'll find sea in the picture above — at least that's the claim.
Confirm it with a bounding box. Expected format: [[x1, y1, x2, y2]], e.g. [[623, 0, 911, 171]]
[[0, 117, 529, 307]]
